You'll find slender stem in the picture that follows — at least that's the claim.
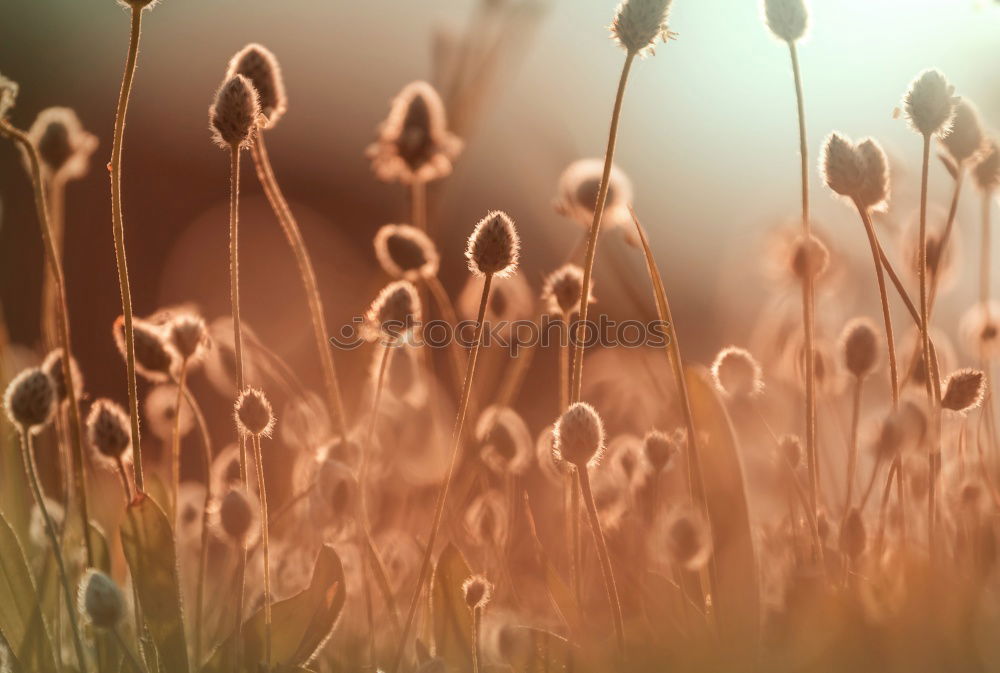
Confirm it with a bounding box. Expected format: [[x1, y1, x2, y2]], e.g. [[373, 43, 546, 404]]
[[845, 377, 863, 512], [570, 51, 635, 402], [410, 180, 427, 231], [115, 454, 134, 503], [391, 273, 494, 673], [559, 337, 570, 413], [788, 41, 819, 526], [982, 190, 993, 307], [854, 202, 900, 408], [110, 5, 145, 493], [0, 121, 93, 565], [471, 605, 482, 673], [918, 133, 940, 555], [182, 385, 212, 668], [251, 433, 272, 667], [41, 176, 65, 351], [111, 626, 146, 673], [19, 429, 89, 672], [171, 359, 189, 522], [927, 168, 964, 316], [578, 467, 626, 658], [250, 134, 349, 435]]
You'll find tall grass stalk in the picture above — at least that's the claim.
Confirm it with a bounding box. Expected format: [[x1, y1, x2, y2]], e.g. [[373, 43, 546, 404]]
[[927, 169, 964, 315], [110, 5, 146, 493], [250, 134, 349, 434], [0, 120, 94, 565], [171, 360, 189, 518], [411, 180, 427, 231], [250, 432, 273, 666], [569, 51, 635, 404], [392, 273, 494, 673]]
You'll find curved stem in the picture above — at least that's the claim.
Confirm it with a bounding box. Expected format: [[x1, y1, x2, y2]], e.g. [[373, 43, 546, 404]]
[[410, 180, 427, 231], [391, 273, 494, 673], [110, 5, 145, 493], [41, 176, 65, 351], [471, 605, 482, 673], [250, 134, 348, 435], [927, 168, 964, 316], [171, 359, 189, 521], [570, 51, 635, 403], [578, 467, 626, 658], [19, 429, 89, 672], [0, 121, 93, 566], [251, 433, 272, 667]]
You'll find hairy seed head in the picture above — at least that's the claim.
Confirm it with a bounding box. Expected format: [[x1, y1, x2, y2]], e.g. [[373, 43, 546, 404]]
[[903, 69, 957, 138], [209, 74, 261, 149], [42, 348, 83, 404], [373, 224, 440, 280], [114, 316, 177, 381], [553, 402, 606, 468], [542, 264, 592, 316], [762, 0, 808, 43], [4, 368, 56, 433], [942, 100, 984, 164], [466, 210, 520, 278], [0, 72, 18, 119], [711, 346, 764, 399], [365, 280, 422, 341], [235, 387, 275, 437], [611, 0, 674, 56], [840, 317, 880, 379], [856, 138, 891, 210], [642, 429, 677, 473], [462, 574, 493, 610], [215, 486, 259, 544], [169, 313, 210, 362], [821, 132, 865, 199], [941, 368, 986, 413], [27, 107, 98, 181], [476, 406, 532, 476], [790, 232, 829, 281], [973, 140, 1000, 192], [78, 569, 124, 629], [226, 43, 287, 128], [86, 399, 132, 464], [554, 158, 634, 230]]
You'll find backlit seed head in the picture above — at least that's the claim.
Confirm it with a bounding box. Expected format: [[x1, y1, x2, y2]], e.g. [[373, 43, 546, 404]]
[[235, 387, 275, 437], [856, 138, 891, 210], [762, 0, 808, 43], [466, 211, 520, 278], [839, 508, 866, 560], [367, 81, 462, 185], [373, 224, 440, 280], [169, 313, 210, 362], [542, 264, 592, 316], [144, 384, 194, 441], [642, 429, 677, 473], [209, 74, 261, 149], [226, 44, 287, 128], [821, 132, 865, 199], [942, 100, 984, 164], [840, 317, 880, 379], [214, 486, 259, 545], [611, 0, 674, 57], [973, 140, 1000, 192], [364, 280, 422, 341], [903, 69, 958, 138], [42, 348, 83, 404], [476, 406, 532, 476], [959, 302, 1000, 360], [941, 368, 986, 413], [462, 574, 493, 610], [27, 107, 98, 181], [554, 158, 634, 230], [663, 508, 712, 571], [86, 399, 132, 463], [114, 316, 177, 381], [711, 346, 764, 399], [78, 569, 124, 629], [4, 368, 56, 432], [873, 410, 905, 461], [790, 233, 830, 281], [553, 402, 606, 468], [778, 434, 802, 468], [0, 73, 18, 119]]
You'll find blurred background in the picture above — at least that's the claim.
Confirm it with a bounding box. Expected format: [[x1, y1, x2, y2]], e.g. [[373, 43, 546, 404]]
[[0, 0, 998, 437]]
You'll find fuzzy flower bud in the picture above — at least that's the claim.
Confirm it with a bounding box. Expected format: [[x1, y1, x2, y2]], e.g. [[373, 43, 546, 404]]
[[169, 313, 209, 363], [840, 317, 880, 379], [762, 0, 808, 43], [663, 509, 712, 571], [543, 264, 592, 317], [42, 348, 83, 404], [234, 387, 275, 437], [214, 486, 259, 545], [941, 368, 986, 413], [973, 140, 1000, 193], [903, 69, 958, 138], [553, 402, 605, 468], [642, 429, 677, 473], [855, 138, 891, 210], [86, 399, 132, 464], [226, 44, 287, 128], [942, 100, 984, 164], [821, 132, 865, 199], [4, 368, 56, 433], [364, 280, 422, 341], [78, 569, 124, 629], [611, 0, 674, 56], [462, 574, 493, 610], [465, 210, 520, 278], [114, 316, 177, 382], [209, 74, 261, 149]]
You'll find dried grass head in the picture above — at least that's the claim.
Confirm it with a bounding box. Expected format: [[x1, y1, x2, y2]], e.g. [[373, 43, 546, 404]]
[[0, 73, 18, 120], [555, 158, 633, 230], [234, 386, 276, 438], [762, 0, 808, 43], [553, 402, 606, 468], [940, 368, 986, 414], [903, 326, 956, 391], [168, 313, 210, 364], [26, 107, 98, 182], [4, 367, 56, 433], [476, 405, 532, 476], [642, 429, 678, 473], [821, 133, 890, 210], [114, 316, 177, 382], [209, 74, 261, 149], [364, 280, 422, 342], [373, 223, 440, 281], [611, 0, 674, 57], [463, 575, 494, 611], [466, 210, 520, 278], [143, 384, 194, 441], [960, 302, 1000, 360], [941, 100, 984, 165], [542, 264, 593, 317], [903, 69, 958, 138], [366, 80, 462, 184], [764, 226, 833, 289], [711, 346, 764, 399], [839, 317, 880, 380], [86, 398, 132, 467], [78, 570, 124, 630], [42, 348, 83, 404], [226, 43, 287, 128], [973, 139, 1000, 192]]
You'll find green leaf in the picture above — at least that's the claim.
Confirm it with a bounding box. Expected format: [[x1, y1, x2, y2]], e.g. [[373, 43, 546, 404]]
[[120, 493, 191, 673], [684, 366, 761, 658], [500, 626, 576, 673], [0, 512, 58, 673], [201, 544, 345, 673], [430, 543, 473, 670]]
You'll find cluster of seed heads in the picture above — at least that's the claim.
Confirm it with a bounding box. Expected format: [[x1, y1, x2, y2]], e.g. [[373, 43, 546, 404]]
[[226, 43, 287, 128]]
